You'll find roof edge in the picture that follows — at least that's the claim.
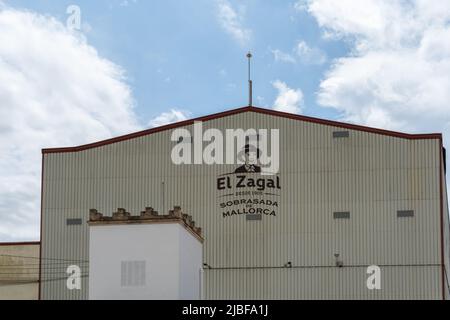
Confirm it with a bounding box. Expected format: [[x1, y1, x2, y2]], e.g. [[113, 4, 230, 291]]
[[42, 106, 442, 154]]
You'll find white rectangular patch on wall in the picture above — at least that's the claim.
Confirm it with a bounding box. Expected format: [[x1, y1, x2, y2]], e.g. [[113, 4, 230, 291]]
[[121, 261, 146, 287]]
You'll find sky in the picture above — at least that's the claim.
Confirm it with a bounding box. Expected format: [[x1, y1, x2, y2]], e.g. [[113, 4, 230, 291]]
[[1, 0, 450, 241]]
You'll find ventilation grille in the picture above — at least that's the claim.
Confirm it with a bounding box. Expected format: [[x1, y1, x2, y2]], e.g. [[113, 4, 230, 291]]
[[333, 131, 350, 138], [246, 214, 262, 221], [397, 210, 414, 218], [66, 218, 82, 226], [333, 212, 350, 219], [121, 261, 146, 287]]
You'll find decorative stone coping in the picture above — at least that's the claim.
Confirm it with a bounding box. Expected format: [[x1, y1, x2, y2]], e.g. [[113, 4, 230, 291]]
[[88, 206, 203, 240]]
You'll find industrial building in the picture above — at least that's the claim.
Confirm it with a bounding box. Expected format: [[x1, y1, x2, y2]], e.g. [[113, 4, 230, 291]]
[[0, 242, 40, 300], [40, 106, 450, 300]]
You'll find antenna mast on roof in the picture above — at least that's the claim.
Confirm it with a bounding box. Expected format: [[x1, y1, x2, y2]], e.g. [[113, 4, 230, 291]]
[[247, 51, 253, 107]]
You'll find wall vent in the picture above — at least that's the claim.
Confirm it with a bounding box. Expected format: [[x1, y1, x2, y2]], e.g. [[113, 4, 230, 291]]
[[66, 218, 82, 226], [333, 212, 350, 219], [333, 131, 350, 138], [246, 214, 262, 221], [121, 261, 146, 287], [397, 210, 414, 218]]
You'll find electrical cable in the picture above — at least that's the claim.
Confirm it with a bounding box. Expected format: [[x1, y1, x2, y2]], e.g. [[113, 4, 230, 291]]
[[0, 254, 89, 263]]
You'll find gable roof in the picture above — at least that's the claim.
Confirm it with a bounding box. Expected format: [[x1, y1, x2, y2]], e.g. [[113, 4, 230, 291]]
[[42, 106, 442, 154]]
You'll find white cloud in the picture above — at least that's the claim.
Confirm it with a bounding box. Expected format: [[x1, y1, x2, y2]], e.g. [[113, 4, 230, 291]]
[[295, 40, 327, 65], [120, 0, 138, 7], [271, 49, 297, 64], [272, 80, 304, 114], [149, 109, 190, 128], [216, 0, 251, 46], [271, 41, 327, 65], [0, 7, 141, 241], [294, 0, 309, 12], [300, 0, 450, 135]]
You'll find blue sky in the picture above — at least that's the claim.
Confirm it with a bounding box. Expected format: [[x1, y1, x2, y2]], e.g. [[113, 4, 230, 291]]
[[2, 0, 450, 241], [7, 0, 347, 122]]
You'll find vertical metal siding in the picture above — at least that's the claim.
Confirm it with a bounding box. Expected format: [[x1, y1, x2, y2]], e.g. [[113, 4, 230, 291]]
[[41, 112, 443, 299], [441, 149, 450, 299]]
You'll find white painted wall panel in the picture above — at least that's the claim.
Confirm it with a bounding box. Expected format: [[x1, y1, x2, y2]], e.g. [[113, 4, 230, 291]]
[[179, 226, 203, 300], [89, 223, 201, 300]]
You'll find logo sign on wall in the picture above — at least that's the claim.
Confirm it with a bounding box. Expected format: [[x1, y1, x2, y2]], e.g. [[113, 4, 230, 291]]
[[217, 142, 281, 219], [170, 122, 281, 219]]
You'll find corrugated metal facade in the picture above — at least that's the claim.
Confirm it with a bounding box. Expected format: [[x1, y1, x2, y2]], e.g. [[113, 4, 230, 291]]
[[40, 109, 449, 300], [441, 152, 450, 299]]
